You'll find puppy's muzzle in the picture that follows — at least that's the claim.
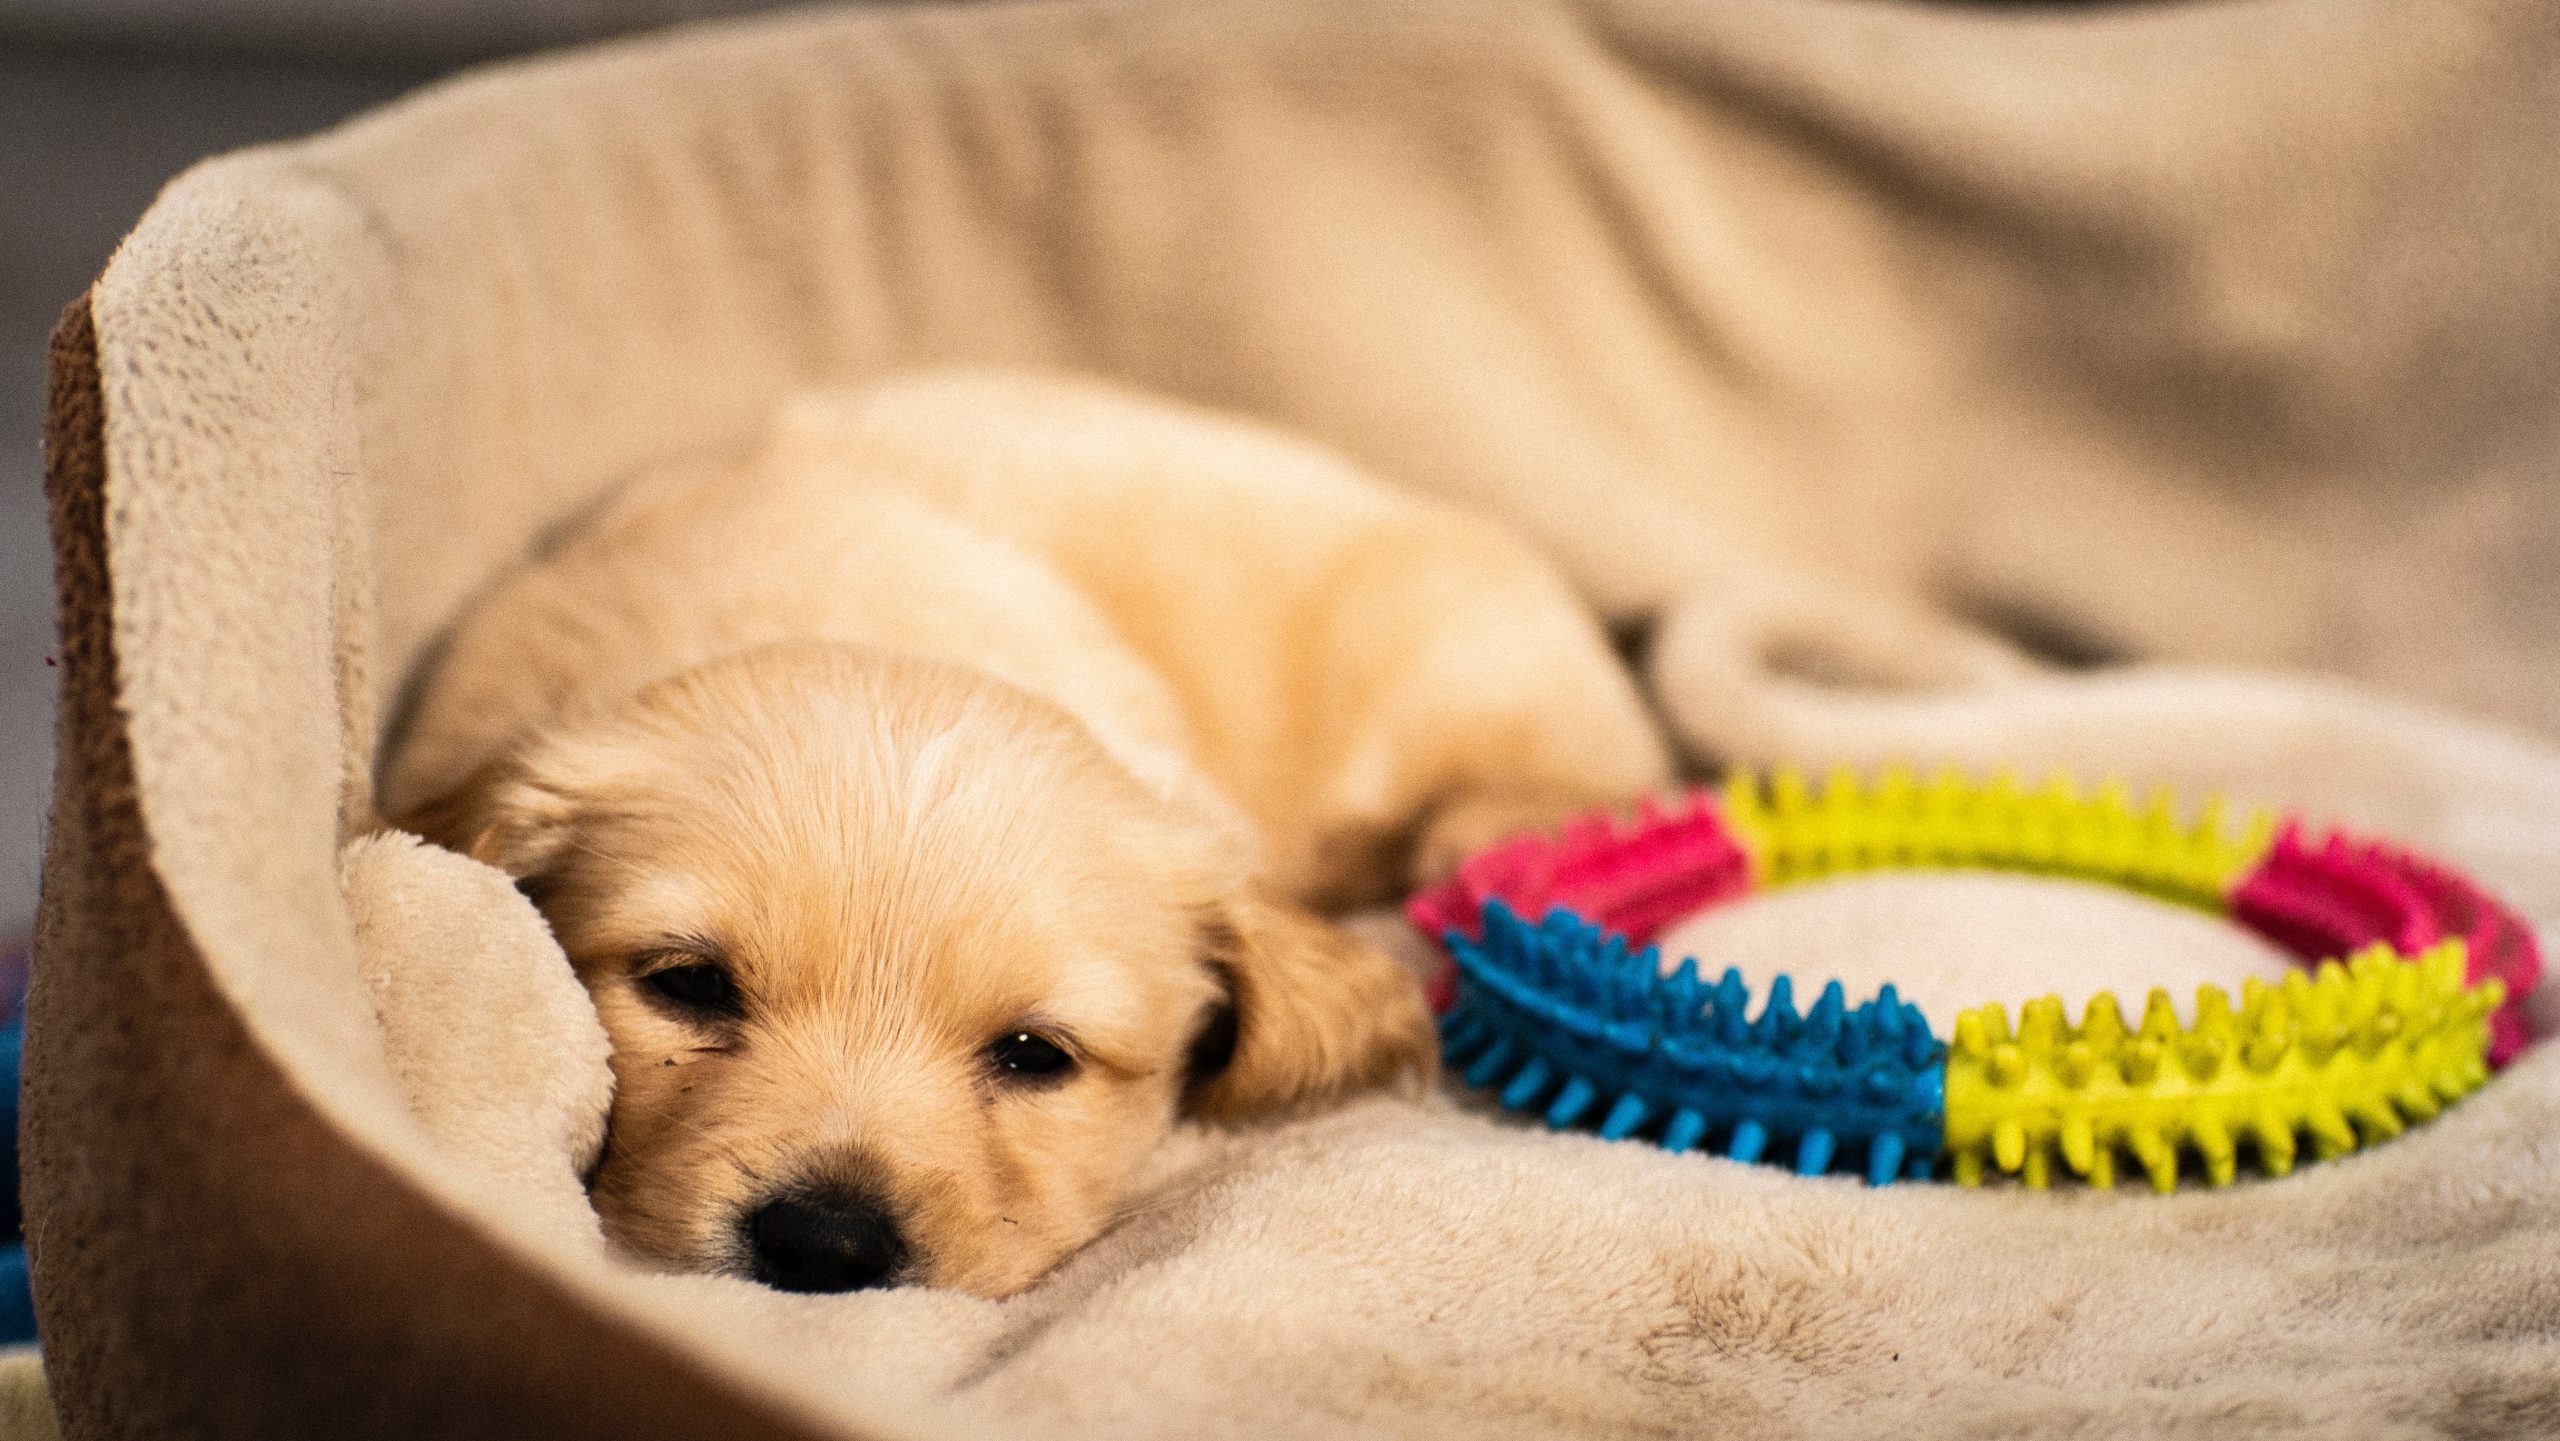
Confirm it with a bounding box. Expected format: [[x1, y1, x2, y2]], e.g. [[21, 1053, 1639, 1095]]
[[745, 1186, 907, 1293]]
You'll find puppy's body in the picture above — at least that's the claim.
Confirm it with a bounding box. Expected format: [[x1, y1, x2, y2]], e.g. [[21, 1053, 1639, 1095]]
[[393, 374, 1669, 1295]]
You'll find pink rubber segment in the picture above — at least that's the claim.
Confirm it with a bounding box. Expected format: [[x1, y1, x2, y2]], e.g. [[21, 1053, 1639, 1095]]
[[1405, 790, 1753, 1012], [2231, 822, 2541, 1066]]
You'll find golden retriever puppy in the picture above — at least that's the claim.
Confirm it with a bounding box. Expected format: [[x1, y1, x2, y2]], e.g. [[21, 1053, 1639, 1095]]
[[386, 373, 1670, 1297]]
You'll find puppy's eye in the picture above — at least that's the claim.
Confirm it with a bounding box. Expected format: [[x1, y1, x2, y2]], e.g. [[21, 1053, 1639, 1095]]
[[987, 1031, 1076, 1083], [642, 961, 741, 1018]]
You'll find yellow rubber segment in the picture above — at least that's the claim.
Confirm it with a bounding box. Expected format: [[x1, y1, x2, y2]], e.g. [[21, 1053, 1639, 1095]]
[[1720, 765, 2277, 911], [1943, 942, 2499, 1193]]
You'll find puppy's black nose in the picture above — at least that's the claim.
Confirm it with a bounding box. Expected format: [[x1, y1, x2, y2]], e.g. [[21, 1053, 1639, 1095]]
[[745, 1190, 907, 1293]]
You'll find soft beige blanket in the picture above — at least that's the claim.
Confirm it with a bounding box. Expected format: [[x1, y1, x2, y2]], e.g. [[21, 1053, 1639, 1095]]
[[31, 1, 2560, 1437], [338, 675, 2560, 1440]]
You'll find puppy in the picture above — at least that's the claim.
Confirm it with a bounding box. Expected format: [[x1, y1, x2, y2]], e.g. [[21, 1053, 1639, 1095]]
[[387, 373, 1671, 1297]]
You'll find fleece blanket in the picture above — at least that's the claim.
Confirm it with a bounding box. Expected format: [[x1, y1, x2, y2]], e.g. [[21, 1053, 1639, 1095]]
[[30, 1, 2560, 1437]]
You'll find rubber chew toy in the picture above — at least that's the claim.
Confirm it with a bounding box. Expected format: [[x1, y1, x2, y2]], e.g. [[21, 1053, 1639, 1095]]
[[1408, 767, 2533, 1192]]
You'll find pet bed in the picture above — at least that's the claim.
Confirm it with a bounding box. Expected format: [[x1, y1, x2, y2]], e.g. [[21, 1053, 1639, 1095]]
[[32, 1, 2560, 1436]]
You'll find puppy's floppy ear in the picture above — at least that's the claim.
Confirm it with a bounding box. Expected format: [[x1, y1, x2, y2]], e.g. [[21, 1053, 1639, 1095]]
[[395, 755, 582, 895], [1185, 885, 1437, 1119]]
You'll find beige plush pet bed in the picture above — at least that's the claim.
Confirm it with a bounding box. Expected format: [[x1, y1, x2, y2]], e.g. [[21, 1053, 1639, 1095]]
[[32, 1, 2560, 1437]]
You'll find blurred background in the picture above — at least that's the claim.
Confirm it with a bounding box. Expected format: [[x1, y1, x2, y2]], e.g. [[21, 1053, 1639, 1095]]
[[0, 1, 827, 943], [0, 0, 2108, 944]]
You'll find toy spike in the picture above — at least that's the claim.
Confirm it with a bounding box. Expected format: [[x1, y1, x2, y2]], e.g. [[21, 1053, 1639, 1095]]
[[1795, 1129, 1837, 1177], [1808, 981, 1847, 1047], [1662, 957, 1702, 1021], [2191, 1112, 2237, 1187], [2178, 1032, 2226, 1082], [1867, 1132, 1907, 1187], [2127, 1125, 2176, 1193], [1464, 1039, 1516, 1089], [1663, 1109, 1709, 1154], [2021, 996, 2069, 1051], [1990, 1043, 2029, 1089], [2304, 1102, 2355, 1160], [2059, 1113, 2097, 1177], [1759, 976, 1798, 1039], [1598, 1093, 1650, 1140], [1870, 984, 1906, 1040], [2194, 984, 2235, 1036], [2350, 1098, 2402, 1145], [1501, 1058, 1553, 1110], [1993, 1119, 2027, 1173], [1952, 1011, 1990, 1063], [1978, 1002, 2014, 1048], [2120, 1039, 2162, 1087], [2139, 989, 2180, 1042], [2081, 993, 2129, 1048], [2252, 1109, 2297, 1177], [2058, 1040, 2100, 1088], [1711, 969, 1750, 1044], [1546, 1076, 1598, 1128], [1724, 1118, 1766, 1163], [2355, 1007, 2402, 1060]]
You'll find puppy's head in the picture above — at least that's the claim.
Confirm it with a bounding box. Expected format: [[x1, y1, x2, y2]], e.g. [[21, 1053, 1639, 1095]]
[[411, 643, 1431, 1297]]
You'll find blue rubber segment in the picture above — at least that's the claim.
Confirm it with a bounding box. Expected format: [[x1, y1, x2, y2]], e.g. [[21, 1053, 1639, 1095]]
[[1441, 901, 1948, 1183]]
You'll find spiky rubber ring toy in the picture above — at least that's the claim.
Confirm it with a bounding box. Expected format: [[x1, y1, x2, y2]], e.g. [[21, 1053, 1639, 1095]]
[[1407, 768, 2535, 1192]]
